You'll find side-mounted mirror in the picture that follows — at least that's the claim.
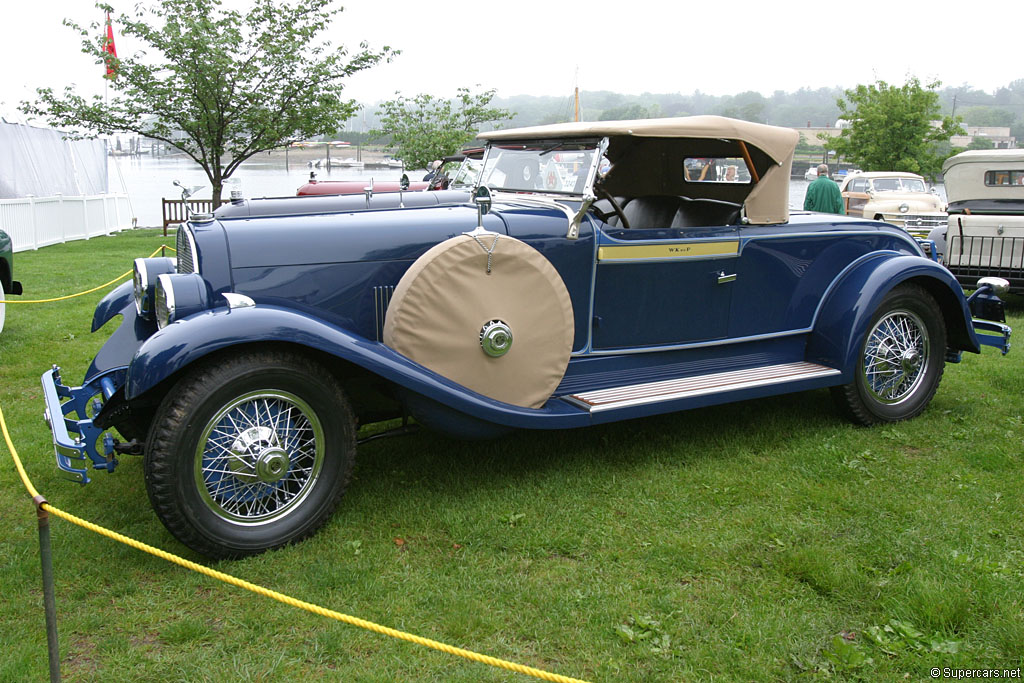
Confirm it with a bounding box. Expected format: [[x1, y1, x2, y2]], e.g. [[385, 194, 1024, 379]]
[[398, 173, 410, 209], [363, 178, 374, 208], [474, 185, 492, 228]]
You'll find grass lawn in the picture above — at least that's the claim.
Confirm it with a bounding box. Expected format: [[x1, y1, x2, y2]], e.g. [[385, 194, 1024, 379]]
[[1, 230, 1022, 682]]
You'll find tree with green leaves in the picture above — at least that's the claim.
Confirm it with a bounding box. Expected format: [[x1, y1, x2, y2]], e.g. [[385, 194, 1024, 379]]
[[371, 88, 513, 171], [830, 77, 963, 178], [22, 0, 394, 207]]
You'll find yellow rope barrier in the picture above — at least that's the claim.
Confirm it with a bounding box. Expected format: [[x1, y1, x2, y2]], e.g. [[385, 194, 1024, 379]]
[[4, 246, 174, 304], [0, 405, 590, 683]]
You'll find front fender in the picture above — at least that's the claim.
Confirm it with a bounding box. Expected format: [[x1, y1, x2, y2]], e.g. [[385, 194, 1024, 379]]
[[92, 281, 134, 332], [806, 253, 978, 379], [124, 305, 588, 430], [85, 282, 160, 382]]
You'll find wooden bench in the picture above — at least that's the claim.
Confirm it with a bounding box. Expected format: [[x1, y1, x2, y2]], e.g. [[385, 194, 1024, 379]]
[[162, 198, 214, 236]]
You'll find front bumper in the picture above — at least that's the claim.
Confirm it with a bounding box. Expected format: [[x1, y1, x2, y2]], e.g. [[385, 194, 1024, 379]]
[[973, 319, 1012, 355], [41, 366, 122, 483]]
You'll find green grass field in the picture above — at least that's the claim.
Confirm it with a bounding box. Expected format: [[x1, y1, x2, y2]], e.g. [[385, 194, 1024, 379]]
[[1, 230, 1021, 682]]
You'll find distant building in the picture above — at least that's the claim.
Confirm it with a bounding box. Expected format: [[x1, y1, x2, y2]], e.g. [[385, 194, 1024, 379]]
[[795, 126, 842, 147], [794, 123, 1017, 150], [949, 126, 1016, 149]]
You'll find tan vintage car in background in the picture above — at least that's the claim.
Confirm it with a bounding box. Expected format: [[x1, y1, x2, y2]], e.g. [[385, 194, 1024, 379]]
[[938, 149, 1024, 293], [839, 171, 947, 238]]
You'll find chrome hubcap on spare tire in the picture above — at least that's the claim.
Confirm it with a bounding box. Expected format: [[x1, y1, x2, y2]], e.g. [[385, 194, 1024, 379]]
[[479, 319, 513, 358], [195, 390, 325, 524], [862, 310, 929, 404]]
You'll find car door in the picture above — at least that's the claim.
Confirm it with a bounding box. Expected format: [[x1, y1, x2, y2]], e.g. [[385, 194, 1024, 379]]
[[843, 177, 870, 216], [591, 223, 740, 350]]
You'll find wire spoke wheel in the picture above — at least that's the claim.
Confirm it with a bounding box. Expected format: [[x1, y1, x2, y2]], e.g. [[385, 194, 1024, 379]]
[[831, 283, 946, 425], [196, 390, 325, 524], [145, 351, 355, 559], [861, 310, 928, 404]]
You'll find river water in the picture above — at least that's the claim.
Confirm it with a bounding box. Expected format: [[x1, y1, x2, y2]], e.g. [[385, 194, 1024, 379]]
[[109, 155, 944, 228], [109, 153, 404, 227]]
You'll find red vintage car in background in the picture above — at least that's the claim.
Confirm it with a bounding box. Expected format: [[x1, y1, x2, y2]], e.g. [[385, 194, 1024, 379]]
[[295, 149, 483, 196], [296, 176, 429, 195]]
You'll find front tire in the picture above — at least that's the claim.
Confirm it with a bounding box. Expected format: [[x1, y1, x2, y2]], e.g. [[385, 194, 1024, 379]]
[[144, 351, 355, 559], [831, 283, 946, 425]]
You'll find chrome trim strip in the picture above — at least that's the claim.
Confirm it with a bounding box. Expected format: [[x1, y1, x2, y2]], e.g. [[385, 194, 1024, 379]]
[[563, 361, 840, 412], [572, 327, 807, 357]]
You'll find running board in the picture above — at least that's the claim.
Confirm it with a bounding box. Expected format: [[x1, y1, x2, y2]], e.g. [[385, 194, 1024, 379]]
[[561, 361, 841, 413]]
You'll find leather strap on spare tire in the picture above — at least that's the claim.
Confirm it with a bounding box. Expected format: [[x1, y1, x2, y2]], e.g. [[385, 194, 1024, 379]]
[[383, 233, 574, 409]]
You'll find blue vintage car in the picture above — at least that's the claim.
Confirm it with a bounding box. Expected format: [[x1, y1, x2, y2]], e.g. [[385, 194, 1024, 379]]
[[1, 228, 24, 333], [43, 116, 1011, 559]]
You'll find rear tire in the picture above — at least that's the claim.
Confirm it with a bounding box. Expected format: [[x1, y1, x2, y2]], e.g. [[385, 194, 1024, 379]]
[[144, 351, 355, 559], [831, 283, 946, 425]]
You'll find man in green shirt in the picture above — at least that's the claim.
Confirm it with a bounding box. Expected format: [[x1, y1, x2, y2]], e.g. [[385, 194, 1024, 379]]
[[803, 164, 845, 214]]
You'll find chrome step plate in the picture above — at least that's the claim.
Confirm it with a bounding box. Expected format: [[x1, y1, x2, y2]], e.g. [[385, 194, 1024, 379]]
[[562, 361, 841, 413]]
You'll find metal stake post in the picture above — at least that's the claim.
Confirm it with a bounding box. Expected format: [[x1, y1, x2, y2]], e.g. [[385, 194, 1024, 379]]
[[35, 497, 61, 682]]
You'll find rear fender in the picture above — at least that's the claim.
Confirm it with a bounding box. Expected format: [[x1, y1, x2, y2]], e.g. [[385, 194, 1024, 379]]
[[806, 253, 978, 379], [124, 305, 587, 430]]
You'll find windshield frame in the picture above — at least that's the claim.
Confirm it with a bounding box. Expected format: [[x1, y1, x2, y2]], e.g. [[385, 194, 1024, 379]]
[[477, 137, 605, 198]]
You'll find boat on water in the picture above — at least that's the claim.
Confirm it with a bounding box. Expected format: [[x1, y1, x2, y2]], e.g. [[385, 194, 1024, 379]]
[[306, 157, 365, 169]]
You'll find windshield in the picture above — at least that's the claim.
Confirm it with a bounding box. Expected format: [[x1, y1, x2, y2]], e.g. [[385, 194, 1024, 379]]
[[450, 157, 482, 188], [430, 156, 482, 190], [479, 141, 599, 195], [871, 177, 927, 192]]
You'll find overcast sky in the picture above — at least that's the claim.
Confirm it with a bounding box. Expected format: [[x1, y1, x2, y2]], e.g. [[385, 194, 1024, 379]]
[[2, 0, 1020, 123]]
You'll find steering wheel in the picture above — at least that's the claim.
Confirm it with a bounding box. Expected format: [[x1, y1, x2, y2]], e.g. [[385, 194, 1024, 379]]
[[595, 187, 630, 229]]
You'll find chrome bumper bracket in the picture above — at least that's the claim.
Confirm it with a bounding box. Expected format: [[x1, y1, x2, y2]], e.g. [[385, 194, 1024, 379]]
[[972, 320, 1012, 355], [41, 366, 119, 485]]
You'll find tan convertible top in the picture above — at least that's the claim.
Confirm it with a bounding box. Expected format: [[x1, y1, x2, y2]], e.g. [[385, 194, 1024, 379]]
[[479, 116, 799, 224]]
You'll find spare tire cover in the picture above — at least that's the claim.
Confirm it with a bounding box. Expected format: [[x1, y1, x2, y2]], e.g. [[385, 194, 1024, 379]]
[[383, 233, 574, 408]]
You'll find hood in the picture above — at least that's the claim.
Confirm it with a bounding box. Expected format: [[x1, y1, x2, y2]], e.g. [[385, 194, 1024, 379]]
[[221, 204, 507, 269]]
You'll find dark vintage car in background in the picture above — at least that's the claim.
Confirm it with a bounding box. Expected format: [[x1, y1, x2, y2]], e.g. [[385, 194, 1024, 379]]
[[1, 228, 24, 334], [43, 116, 1011, 559]]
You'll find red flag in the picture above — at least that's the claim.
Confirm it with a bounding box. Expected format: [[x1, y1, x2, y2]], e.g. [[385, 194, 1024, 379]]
[[103, 13, 118, 79]]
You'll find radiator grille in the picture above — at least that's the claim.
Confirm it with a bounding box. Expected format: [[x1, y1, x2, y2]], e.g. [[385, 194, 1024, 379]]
[[176, 225, 196, 274]]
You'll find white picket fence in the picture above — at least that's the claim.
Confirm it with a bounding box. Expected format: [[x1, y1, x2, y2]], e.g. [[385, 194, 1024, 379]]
[[0, 194, 134, 253]]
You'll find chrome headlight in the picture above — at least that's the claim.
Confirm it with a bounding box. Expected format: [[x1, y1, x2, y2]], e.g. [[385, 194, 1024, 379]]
[[154, 272, 209, 329], [899, 203, 910, 213], [133, 257, 176, 317]]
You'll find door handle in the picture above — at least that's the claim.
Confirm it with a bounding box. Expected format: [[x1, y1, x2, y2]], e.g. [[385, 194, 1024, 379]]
[[717, 271, 736, 284]]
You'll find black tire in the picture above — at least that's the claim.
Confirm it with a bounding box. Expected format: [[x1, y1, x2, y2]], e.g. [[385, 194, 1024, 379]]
[[831, 283, 946, 425], [144, 350, 355, 559]]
